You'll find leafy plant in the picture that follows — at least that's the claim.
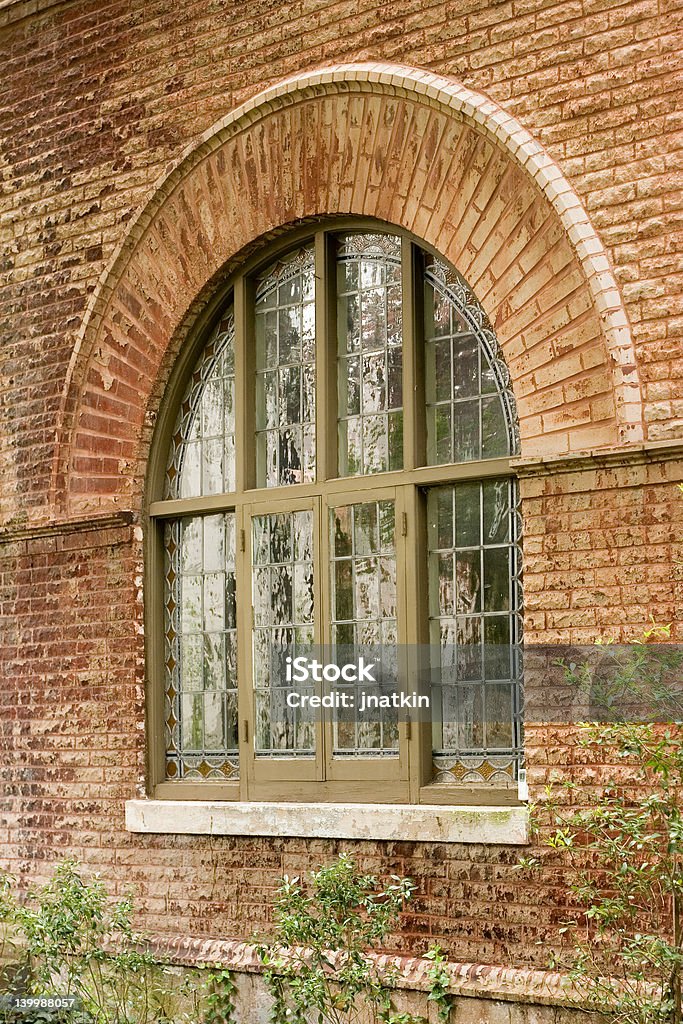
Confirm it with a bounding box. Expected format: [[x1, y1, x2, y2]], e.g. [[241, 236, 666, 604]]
[[0, 859, 176, 1024], [534, 629, 683, 1024], [199, 965, 237, 1024], [256, 853, 425, 1024], [0, 859, 235, 1024], [424, 945, 453, 1024]]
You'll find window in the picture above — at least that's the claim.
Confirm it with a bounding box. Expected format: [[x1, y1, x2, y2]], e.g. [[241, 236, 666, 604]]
[[149, 222, 521, 804]]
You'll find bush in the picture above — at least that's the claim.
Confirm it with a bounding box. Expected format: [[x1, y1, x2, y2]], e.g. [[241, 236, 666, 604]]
[[0, 860, 234, 1024], [256, 853, 425, 1024], [530, 630, 683, 1024]]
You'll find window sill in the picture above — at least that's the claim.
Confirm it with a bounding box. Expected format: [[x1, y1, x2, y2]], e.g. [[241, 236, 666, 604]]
[[125, 799, 529, 845]]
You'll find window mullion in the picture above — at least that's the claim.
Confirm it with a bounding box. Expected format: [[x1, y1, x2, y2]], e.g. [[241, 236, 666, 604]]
[[401, 240, 425, 472], [236, 502, 253, 799], [234, 273, 255, 493], [400, 484, 431, 800], [315, 230, 337, 483], [316, 493, 329, 782]]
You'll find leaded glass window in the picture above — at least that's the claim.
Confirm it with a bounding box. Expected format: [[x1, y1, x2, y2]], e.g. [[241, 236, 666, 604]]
[[428, 479, 522, 785], [424, 259, 518, 463], [255, 248, 316, 486], [337, 235, 403, 475], [252, 509, 315, 755], [330, 499, 399, 756], [165, 307, 235, 498], [154, 222, 522, 803], [164, 513, 238, 780]]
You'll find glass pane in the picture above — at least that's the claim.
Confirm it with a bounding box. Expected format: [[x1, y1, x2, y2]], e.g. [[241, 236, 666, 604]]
[[337, 234, 403, 476], [251, 509, 315, 756], [483, 479, 511, 544], [164, 514, 239, 781], [428, 480, 522, 786], [255, 248, 316, 486], [483, 547, 510, 612], [165, 310, 236, 498], [329, 499, 398, 756], [424, 259, 519, 464]]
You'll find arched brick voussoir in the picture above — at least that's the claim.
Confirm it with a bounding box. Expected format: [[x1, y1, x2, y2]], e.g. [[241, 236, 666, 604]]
[[55, 62, 644, 516]]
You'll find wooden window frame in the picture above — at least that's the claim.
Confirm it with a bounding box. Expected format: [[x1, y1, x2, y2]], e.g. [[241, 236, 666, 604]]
[[145, 218, 522, 806]]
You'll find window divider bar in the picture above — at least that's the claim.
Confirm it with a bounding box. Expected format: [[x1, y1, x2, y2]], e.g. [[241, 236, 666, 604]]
[[401, 485, 431, 799], [149, 458, 515, 519], [236, 502, 253, 800], [315, 230, 337, 482], [234, 274, 255, 493], [317, 493, 332, 781], [402, 241, 425, 472]]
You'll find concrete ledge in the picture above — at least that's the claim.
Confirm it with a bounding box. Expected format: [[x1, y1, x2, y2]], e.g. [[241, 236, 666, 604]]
[[124, 799, 528, 844]]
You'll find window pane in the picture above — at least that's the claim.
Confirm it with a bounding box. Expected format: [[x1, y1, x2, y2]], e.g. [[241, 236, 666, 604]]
[[428, 479, 522, 785], [164, 514, 238, 781], [255, 248, 316, 486], [330, 499, 399, 756], [252, 510, 315, 756], [165, 309, 236, 498], [424, 259, 519, 464], [337, 234, 403, 476]]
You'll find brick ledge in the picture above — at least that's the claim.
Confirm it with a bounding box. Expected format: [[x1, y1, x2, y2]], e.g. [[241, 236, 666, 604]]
[[511, 437, 683, 476], [145, 936, 582, 1007], [0, 510, 136, 543]]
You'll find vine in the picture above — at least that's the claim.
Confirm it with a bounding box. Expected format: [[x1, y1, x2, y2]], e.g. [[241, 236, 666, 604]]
[[527, 623, 683, 1024], [199, 965, 237, 1024], [256, 853, 426, 1024], [424, 945, 453, 1023]]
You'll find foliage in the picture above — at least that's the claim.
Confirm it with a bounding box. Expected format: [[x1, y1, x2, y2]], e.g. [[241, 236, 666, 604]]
[[556, 620, 683, 723], [0, 860, 235, 1024], [423, 946, 453, 1024], [256, 853, 427, 1024], [198, 964, 237, 1024], [533, 626, 683, 1024]]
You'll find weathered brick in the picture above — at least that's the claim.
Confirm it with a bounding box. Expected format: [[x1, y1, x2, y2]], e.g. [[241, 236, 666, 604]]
[[1, 0, 682, 983]]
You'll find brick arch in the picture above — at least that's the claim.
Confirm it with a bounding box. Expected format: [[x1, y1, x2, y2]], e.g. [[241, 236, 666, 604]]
[[54, 62, 643, 515]]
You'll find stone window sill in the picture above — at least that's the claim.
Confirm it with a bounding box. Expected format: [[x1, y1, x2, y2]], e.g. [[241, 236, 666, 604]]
[[125, 799, 529, 845]]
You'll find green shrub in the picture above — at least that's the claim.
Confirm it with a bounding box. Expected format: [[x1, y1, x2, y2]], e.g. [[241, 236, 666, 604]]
[[256, 853, 426, 1024], [0, 860, 235, 1024]]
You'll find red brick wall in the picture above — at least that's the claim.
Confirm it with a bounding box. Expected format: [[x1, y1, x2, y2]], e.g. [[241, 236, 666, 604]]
[[1, 0, 681, 517], [1, 0, 682, 971], [1, 467, 681, 968]]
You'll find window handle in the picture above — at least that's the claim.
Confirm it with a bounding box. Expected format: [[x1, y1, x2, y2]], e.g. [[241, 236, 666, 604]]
[[242, 720, 249, 744]]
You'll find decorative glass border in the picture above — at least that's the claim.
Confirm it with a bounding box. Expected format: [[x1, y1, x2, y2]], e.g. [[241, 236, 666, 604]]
[[164, 309, 235, 500], [425, 258, 521, 459], [430, 478, 523, 784]]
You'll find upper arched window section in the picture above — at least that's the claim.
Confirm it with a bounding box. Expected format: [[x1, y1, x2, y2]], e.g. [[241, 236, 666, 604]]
[[164, 230, 519, 501]]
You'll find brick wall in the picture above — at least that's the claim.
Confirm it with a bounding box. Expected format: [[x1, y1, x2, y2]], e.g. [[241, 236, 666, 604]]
[[1, 0, 681, 518], [1, 463, 681, 968], [1, 0, 682, 974]]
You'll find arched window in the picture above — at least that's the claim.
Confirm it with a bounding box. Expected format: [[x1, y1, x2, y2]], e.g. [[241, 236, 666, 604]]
[[151, 222, 522, 804]]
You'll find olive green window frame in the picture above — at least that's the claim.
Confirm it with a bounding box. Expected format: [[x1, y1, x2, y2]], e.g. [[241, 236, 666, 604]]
[[145, 218, 521, 806]]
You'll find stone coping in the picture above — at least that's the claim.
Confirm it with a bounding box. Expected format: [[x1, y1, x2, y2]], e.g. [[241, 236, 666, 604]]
[[125, 800, 529, 845], [145, 936, 584, 1008], [511, 437, 683, 476]]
